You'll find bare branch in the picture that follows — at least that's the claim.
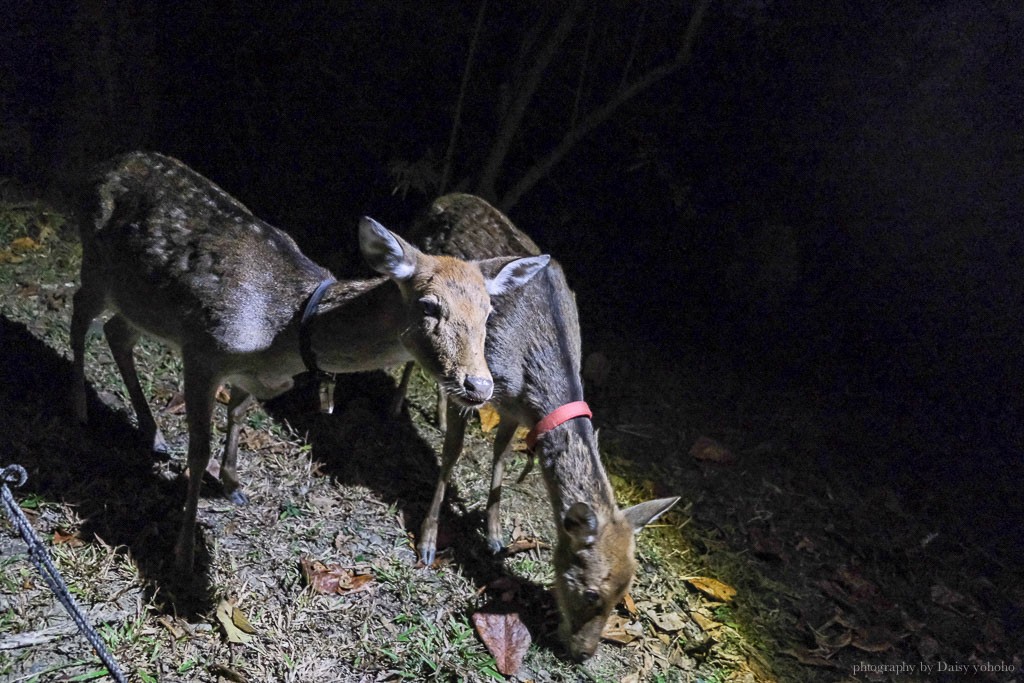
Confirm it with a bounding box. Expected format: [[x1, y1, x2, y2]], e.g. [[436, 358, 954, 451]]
[[475, 2, 584, 201], [498, 0, 712, 211], [440, 0, 488, 194]]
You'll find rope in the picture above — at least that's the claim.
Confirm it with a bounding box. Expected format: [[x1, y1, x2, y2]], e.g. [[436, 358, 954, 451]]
[[0, 464, 128, 683]]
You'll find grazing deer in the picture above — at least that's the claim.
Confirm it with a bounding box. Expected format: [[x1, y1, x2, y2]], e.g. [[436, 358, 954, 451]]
[[70, 153, 549, 573], [401, 194, 679, 660]]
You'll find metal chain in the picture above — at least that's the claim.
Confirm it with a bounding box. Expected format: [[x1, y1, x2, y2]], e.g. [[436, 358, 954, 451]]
[[1, 464, 128, 683]]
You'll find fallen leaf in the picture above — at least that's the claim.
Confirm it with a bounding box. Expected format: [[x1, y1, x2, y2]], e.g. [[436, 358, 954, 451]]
[[158, 616, 187, 640], [781, 647, 840, 668], [833, 566, 892, 608], [239, 427, 276, 451], [471, 611, 531, 675], [812, 627, 852, 652], [10, 236, 41, 253], [510, 426, 531, 452], [478, 404, 501, 432], [601, 613, 644, 645], [622, 592, 638, 617], [52, 528, 84, 547], [650, 611, 688, 633], [930, 583, 967, 609], [165, 391, 187, 414], [505, 536, 549, 554], [748, 525, 786, 562], [215, 599, 255, 644], [299, 556, 375, 595], [0, 250, 25, 264], [917, 634, 941, 660], [684, 576, 737, 602], [689, 436, 736, 464], [851, 625, 899, 653], [208, 663, 248, 683], [690, 610, 720, 633]]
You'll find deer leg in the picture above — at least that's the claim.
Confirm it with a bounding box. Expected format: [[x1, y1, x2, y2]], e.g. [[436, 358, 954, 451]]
[[436, 384, 448, 432], [218, 387, 253, 505], [104, 315, 169, 456], [417, 400, 466, 565], [485, 417, 518, 554], [174, 355, 217, 573], [70, 279, 106, 424], [389, 361, 415, 417]]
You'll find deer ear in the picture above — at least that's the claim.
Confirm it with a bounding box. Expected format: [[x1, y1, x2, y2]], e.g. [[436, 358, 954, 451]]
[[622, 497, 680, 533], [478, 254, 550, 296], [359, 216, 418, 280], [563, 502, 598, 549]]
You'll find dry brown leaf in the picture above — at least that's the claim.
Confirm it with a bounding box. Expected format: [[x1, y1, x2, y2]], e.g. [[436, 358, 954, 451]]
[[690, 610, 720, 633], [622, 592, 638, 617], [851, 626, 899, 653], [812, 626, 852, 652], [650, 611, 687, 633], [930, 583, 968, 608], [165, 391, 187, 414], [478, 404, 501, 432], [505, 536, 549, 555], [215, 599, 255, 644], [471, 611, 531, 676], [689, 436, 736, 464], [240, 427, 276, 451], [833, 566, 892, 608], [601, 614, 644, 645], [748, 525, 786, 562], [158, 616, 187, 640], [781, 647, 840, 668], [684, 576, 737, 602], [299, 556, 375, 595], [52, 528, 84, 547], [10, 236, 41, 253], [209, 663, 248, 683]]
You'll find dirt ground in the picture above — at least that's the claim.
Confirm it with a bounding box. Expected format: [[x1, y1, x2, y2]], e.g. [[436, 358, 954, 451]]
[[0, 202, 1021, 682]]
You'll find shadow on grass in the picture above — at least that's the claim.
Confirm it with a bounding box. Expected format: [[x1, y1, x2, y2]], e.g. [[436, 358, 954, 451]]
[[0, 315, 561, 647], [263, 371, 562, 647], [0, 316, 215, 615]]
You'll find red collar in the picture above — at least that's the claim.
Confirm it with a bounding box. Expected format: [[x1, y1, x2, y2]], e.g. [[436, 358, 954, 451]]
[[525, 401, 593, 450]]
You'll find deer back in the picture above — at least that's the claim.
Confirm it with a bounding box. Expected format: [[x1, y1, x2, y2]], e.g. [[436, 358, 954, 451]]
[[80, 151, 329, 354]]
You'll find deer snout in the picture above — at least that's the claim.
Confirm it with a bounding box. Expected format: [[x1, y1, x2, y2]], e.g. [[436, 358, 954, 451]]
[[462, 375, 494, 404]]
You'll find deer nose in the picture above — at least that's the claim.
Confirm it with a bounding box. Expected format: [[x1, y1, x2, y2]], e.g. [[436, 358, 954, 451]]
[[463, 375, 494, 403]]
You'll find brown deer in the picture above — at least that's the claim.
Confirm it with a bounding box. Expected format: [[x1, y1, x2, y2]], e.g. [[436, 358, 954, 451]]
[[70, 153, 549, 573], [400, 194, 679, 660]]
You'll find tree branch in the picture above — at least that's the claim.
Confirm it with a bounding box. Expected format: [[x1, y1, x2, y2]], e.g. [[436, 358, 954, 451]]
[[498, 0, 711, 211], [440, 0, 488, 194], [475, 2, 584, 201]]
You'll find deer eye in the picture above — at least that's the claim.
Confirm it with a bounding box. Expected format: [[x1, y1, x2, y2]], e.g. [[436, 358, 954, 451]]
[[419, 297, 441, 318], [583, 589, 601, 605]]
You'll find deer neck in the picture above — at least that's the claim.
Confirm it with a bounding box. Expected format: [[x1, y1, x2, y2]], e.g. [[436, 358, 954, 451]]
[[304, 276, 412, 372], [536, 418, 618, 522]]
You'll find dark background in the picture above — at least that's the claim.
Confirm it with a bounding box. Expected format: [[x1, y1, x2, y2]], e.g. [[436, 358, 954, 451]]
[[3, 1, 1022, 525]]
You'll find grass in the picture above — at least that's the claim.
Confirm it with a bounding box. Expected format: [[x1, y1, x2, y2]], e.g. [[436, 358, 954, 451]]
[[2, 195, 1021, 682]]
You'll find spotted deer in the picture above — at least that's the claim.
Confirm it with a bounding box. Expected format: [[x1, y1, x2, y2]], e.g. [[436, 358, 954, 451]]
[[70, 154, 549, 573], [399, 194, 679, 660]]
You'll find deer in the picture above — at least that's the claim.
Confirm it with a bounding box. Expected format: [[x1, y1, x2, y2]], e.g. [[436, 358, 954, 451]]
[[396, 193, 679, 660], [70, 153, 550, 574]]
